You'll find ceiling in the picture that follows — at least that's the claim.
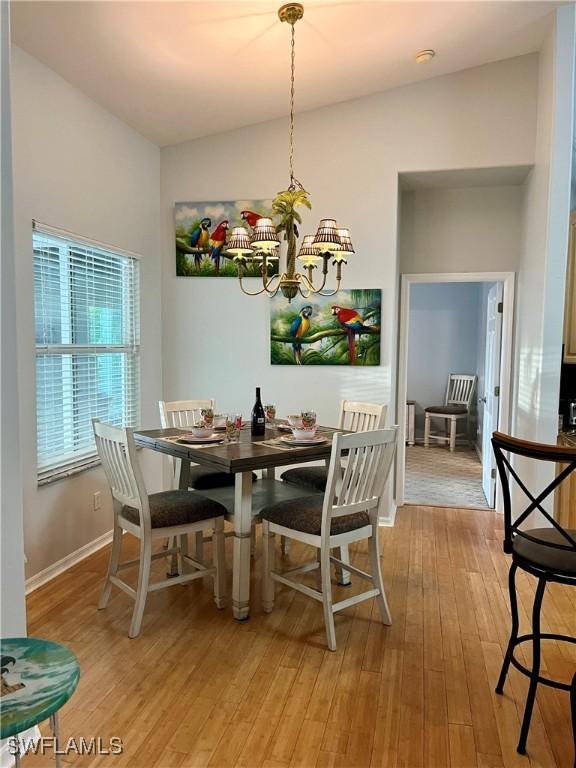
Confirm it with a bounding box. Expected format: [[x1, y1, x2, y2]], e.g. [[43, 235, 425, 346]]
[[11, 1, 557, 147]]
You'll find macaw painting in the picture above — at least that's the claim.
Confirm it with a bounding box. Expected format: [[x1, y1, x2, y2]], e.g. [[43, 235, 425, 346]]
[[270, 289, 381, 366], [175, 199, 277, 277]]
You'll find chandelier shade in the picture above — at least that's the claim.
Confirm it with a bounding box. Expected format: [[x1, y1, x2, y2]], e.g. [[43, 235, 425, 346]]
[[298, 235, 320, 257], [313, 219, 342, 253], [249, 217, 281, 251], [333, 227, 355, 262], [226, 227, 254, 260]]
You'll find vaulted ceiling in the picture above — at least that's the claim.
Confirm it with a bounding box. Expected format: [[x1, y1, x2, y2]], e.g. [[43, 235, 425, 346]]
[[11, 1, 557, 146]]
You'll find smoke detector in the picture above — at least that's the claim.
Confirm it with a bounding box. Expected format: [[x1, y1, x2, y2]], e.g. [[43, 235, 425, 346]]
[[415, 50, 436, 64]]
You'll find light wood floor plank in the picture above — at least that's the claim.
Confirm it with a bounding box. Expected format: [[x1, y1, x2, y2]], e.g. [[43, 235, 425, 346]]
[[21, 505, 574, 768]]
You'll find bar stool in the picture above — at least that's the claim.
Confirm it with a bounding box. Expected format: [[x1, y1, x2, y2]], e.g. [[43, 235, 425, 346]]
[[491, 432, 576, 760]]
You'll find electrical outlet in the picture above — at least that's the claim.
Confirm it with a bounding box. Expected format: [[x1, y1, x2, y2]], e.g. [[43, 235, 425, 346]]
[[93, 491, 101, 511]]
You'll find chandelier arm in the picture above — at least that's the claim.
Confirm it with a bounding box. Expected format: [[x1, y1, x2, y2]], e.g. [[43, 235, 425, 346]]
[[297, 272, 316, 293], [316, 278, 343, 297], [309, 270, 329, 293], [297, 269, 342, 297], [313, 259, 343, 294], [237, 271, 282, 296]]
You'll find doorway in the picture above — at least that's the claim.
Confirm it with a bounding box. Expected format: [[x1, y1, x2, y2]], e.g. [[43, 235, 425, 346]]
[[396, 272, 515, 511]]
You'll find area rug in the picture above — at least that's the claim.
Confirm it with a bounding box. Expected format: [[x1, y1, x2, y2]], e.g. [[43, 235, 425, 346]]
[[404, 443, 489, 509]]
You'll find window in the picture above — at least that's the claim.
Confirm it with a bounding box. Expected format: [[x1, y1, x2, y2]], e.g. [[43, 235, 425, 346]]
[[33, 223, 140, 484]]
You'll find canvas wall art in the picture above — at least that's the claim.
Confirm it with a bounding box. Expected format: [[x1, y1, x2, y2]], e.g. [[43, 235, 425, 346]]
[[270, 289, 381, 366], [175, 199, 276, 277]]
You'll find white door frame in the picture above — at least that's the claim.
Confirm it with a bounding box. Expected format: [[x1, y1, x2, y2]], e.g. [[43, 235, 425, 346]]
[[396, 271, 515, 513]]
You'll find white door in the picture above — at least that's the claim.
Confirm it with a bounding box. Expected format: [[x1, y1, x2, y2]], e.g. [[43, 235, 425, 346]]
[[481, 283, 503, 506]]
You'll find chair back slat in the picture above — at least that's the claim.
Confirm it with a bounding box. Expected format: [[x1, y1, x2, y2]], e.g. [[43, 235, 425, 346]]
[[491, 431, 576, 555], [159, 399, 215, 429], [159, 399, 216, 488], [324, 428, 397, 529], [446, 374, 476, 407], [338, 400, 387, 432], [93, 419, 150, 527]]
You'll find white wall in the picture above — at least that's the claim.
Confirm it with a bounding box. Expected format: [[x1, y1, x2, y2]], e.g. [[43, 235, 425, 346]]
[[407, 282, 480, 438], [400, 186, 523, 274], [515, 7, 575, 446], [160, 54, 538, 521], [1, 4, 26, 635], [11, 47, 163, 580], [513, 8, 575, 510]]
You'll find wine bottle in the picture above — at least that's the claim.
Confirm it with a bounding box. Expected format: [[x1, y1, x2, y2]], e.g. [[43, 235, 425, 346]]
[[251, 387, 266, 437]]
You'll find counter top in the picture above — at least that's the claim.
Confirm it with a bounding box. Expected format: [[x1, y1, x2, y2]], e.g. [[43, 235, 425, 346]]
[[558, 430, 576, 448]]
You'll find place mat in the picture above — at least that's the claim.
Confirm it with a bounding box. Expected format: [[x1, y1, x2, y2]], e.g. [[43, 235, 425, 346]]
[[161, 435, 225, 449], [257, 439, 303, 451], [258, 437, 331, 451]]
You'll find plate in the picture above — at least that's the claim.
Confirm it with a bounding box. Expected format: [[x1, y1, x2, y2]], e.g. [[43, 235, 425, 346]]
[[280, 435, 327, 446], [276, 423, 292, 432], [177, 434, 225, 444]]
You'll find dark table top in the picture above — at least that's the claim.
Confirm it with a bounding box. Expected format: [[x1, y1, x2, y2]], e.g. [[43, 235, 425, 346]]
[[133, 423, 340, 473]]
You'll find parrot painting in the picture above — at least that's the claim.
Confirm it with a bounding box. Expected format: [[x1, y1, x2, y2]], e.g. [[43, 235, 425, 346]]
[[240, 210, 263, 229], [290, 305, 313, 365], [189, 217, 211, 270], [209, 220, 229, 275], [331, 305, 373, 364]]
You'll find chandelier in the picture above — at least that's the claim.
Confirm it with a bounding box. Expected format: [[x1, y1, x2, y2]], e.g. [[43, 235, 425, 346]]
[[227, 3, 354, 301]]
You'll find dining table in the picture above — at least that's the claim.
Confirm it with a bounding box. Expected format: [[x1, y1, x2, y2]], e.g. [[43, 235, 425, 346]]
[[133, 422, 340, 620]]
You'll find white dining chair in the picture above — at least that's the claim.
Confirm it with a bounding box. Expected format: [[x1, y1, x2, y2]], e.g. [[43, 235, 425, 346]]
[[280, 400, 387, 492], [280, 400, 387, 578], [160, 399, 227, 487], [159, 399, 258, 561], [261, 427, 397, 651], [423, 374, 476, 451], [93, 419, 227, 638]]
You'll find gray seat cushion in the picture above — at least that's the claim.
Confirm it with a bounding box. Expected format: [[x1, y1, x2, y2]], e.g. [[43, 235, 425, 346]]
[[513, 527, 576, 576], [425, 405, 468, 415], [122, 490, 227, 529], [189, 466, 257, 490], [281, 466, 328, 493], [261, 495, 370, 536]]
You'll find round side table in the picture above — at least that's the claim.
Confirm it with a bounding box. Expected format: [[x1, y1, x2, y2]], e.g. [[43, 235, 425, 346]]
[[1, 638, 80, 767]]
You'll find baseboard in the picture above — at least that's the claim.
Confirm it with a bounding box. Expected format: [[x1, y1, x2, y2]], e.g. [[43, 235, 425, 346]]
[[25, 529, 113, 594], [379, 501, 397, 527]]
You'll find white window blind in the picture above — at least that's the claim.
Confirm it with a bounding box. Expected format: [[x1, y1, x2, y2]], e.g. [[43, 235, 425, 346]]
[[33, 223, 140, 484]]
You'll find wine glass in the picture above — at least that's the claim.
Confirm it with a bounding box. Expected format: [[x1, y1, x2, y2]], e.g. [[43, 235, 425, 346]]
[[265, 404, 276, 423], [226, 415, 241, 442], [301, 411, 317, 429], [201, 408, 214, 428]]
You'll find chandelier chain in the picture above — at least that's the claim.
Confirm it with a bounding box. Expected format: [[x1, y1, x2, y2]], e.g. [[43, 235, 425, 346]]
[[288, 21, 305, 191], [289, 23, 295, 186]]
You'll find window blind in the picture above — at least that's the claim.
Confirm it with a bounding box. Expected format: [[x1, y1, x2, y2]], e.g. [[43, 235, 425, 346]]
[[33, 224, 140, 484]]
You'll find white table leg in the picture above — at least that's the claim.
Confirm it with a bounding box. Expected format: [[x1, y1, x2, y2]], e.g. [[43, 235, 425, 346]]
[[233, 471, 253, 621]]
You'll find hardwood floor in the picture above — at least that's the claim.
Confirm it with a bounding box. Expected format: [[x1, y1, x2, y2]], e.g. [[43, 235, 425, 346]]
[[23, 505, 575, 768]]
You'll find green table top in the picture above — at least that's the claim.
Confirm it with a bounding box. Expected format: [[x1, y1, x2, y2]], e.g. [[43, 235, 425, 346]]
[[0, 637, 80, 739]]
